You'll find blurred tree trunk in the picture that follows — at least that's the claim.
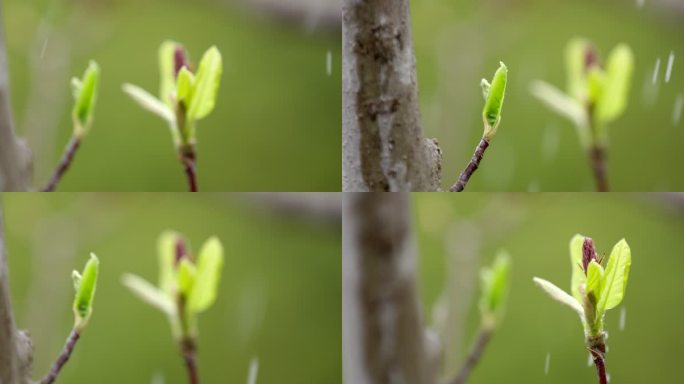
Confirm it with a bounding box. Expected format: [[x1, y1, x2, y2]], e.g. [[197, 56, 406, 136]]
[[0, 203, 34, 384], [343, 193, 437, 384], [342, 0, 442, 191], [0, 1, 32, 191]]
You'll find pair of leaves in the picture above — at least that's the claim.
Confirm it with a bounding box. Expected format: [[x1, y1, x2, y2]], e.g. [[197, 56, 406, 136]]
[[122, 231, 224, 338], [71, 61, 100, 138], [72, 253, 100, 331], [534, 235, 631, 332], [123, 41, 223, 145], [479, 251, 511, 327], [481, 62, 508, 140]]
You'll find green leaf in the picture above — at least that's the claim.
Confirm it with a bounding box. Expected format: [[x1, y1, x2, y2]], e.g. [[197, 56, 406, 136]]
[[72, 270, 82, 291], [479, 251, 511, 327], [187, 46, 222, 122], [122, 83, 175, 124], [122, 273, 175, 315], [176, 67, 195, 106], [565, 38, 590, 101], [158, 230, 180, 294], [597, 44, 634, 123], [480, 78, 491, 101], [569, 234, 587, 302], [598, 239, 631, 312], [585, 260, 604, 299], [177, 258, 197, 297], [159, 40, 178, 107], [482, 61, 507, 140], [586, 67, 605, 106], [529, 81, 590, 147], [73, 253, 99, 331], [188, 236, 224, 313], [533, 277, 584, 317], [72, 61, 100, 138]]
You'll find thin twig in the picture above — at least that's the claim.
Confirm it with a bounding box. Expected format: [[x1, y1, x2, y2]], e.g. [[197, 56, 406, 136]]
[[587, 335, 608, 384], [40, 329, 80, 384], [588, 145, 608, 192], [180, 337, 199, 384], [449, 138, 489, 192], [447, 328, 493, 384], [179, 145, 198, 192], [41, 137, 81, 192]]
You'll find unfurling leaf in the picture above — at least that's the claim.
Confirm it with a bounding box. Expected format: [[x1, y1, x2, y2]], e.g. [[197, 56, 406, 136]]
[[122, 83, 175, 123], [187, 46, 222, 122], [158, 230, 181, 294], [533, 277, 584, 317], [480, 78, 491, 101], [482, 61, 507, 140], [159, 40, 179, 107], [177, 258, 197, 297], [122, 273, 175, 315], [565, 38, 591, 101], [479, 251, 511, 327], [73, 253, 99, 331], [72, 61, 100, 138], [597, 44, 634, 123], [188, 236, 224, 313], [585, 260, 604, 299], [598, 239, 631, 312], [569, 234, 587, 302], [176, 67, 196, 106]]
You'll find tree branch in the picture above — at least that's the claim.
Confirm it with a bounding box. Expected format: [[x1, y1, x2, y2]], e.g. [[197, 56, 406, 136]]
[[40, 330, 80, 384], [342, 0, 441, 191], [0, 203, 34, 384], [0, 1, 32, 191], [41, 137, 81, 192], [449, 138, 489, 192], [343, 193, 435, 384], [447, 328, 492, 384]]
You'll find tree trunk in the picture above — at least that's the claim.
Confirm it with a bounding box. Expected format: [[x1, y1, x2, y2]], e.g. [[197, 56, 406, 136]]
[[342, 0, 441, 191], [342, 193, 435, 384]]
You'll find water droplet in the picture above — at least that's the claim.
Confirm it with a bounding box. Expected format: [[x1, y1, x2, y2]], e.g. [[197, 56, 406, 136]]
[[619, 306, 627, 331], [652, 58, 661, 84], [326, 50, 332, 77], [40, 38, 48, 60], [247, 357, 259, 384], [587, 354, 593, 367], [636, 0, 645, 8], [673, 94, 683, 126], [544, 353, 551, 375], [665, 51, 675, 83]]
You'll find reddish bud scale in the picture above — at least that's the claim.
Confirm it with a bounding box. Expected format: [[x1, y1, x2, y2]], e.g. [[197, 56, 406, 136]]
[[582, 237, 598, 274], [174, 45, 190, 79], [174, 238, 190, 266]]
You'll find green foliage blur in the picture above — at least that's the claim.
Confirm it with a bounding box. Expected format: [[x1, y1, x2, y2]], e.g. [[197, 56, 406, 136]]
[[5, 0, 340, 191], [3, 193, 341, 383], [413, 193, 684, 383], [411, 0, 684, 191]]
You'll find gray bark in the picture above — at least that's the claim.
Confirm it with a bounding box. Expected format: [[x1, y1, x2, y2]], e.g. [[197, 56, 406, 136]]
[[343, 193, 435, 384], [0, 203, 34, 384], [342, 0, 441, 191], [0, 1, 32, 192]]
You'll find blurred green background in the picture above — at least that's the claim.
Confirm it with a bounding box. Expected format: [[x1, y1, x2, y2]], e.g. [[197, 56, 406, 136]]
[[5, 0, 340, 191], [3, 193, 341, 383], [411, 0, 684, 191], [413, 193, 684, 383]]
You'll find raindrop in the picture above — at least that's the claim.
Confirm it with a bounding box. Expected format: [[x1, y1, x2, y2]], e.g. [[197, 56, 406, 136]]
[[326, 50, 332, 76], [652, 58, 661, 84], [665, 51, 675, 83], [544, 353, 551, 375], [587, 354, 593, 367], [619, 307, 627, 331], [673, 94, 683, 126], [607, 373, 611, 383], [247, 357, 259, 384], [636, 0, 645, 8], [40, 38, 48, 60], [541, 125, 560, 162]]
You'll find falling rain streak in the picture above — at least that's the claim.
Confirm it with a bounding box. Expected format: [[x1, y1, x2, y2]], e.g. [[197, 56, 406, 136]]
[[544, 353, 551, 375], [665, 51, 675, 83], [619, 307, 627, 331], [652, 58, 661, 84], [673, 94, 683, 126], [247, 358, 259, 384], [636, 0, 645, 8], [326, 50, 332, 76]]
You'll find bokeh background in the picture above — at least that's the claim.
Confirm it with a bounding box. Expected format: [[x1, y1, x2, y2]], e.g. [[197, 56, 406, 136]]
[[4, 0, 340, 191], [2, 193, 341, 383], [413, 193, 684, 383], [411, 0, 684, 191]]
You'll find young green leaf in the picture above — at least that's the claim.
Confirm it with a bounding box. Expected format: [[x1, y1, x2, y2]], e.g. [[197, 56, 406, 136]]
[[73, 253, 99, 331], [72, 61, 100, 138], [597, 239, 631, 312], [569, 234, 587, 302], [158, 231, 180, 294], [533, 277, 584, 317], [122, 273, 175, 315], [176, 67, 196, 107], [565, 38, 590, 101], [482, 62, 507, 140], [188, 236, 224, 313], [480, 78, 491, 101], [187, 46, 222, 122], [159, 40, 178, 107], [177, 258, 197, 297], [585, 260, 604, 299], [479, 251, 511, 327], [122, 83, 175, 123], [597, 44, 634, 123]]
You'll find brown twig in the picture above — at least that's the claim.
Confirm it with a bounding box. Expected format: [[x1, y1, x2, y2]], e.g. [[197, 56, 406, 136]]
[[587, 334, 608, 384], [40, 329, 80, 384], [449, 138, 489, 192], [179, 144, 198, 192], [180, 337, 199, 384], [41, 137, 81, 192], [448, 328, 493, 384], [588, 145, 609, 192]]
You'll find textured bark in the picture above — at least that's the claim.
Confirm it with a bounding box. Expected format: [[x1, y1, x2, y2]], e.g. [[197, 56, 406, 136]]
[[0, 204, 34, 384], [342, 0, 441, 191], [343, 193, 435, 384], [0, 1, 32, 191]]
